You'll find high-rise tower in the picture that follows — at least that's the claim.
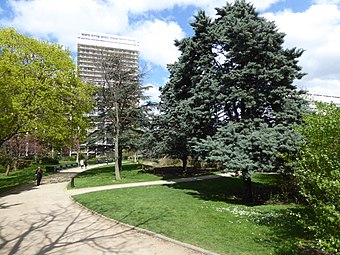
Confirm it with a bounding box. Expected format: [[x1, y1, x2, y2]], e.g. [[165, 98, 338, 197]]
[[77, 31, 139, 156], [77, 31, 139, 86]]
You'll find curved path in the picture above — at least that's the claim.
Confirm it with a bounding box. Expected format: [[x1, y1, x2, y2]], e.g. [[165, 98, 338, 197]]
[[0, 164, 225, 255]]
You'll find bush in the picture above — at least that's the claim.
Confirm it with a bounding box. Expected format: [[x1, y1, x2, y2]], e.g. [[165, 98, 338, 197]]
[[63, 156, 76, 162], [158, 156, 181, 167], [16, 159, 32, 169], [295, 102, 340, 253], [86, 158, 97, 165], [40, 157, 59, 164]]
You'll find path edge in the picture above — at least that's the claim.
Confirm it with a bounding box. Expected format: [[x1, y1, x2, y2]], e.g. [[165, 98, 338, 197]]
[[70, 196, 220, 255]]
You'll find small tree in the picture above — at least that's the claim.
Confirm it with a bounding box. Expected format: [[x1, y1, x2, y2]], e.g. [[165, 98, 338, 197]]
[[93, 53, 146, 180], [295, 102, 340, 253]]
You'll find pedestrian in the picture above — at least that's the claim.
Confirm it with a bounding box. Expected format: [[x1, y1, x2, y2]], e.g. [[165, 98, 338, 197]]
[[84, 159, 88, 169], [35, 166, 43, 186], [80, 159, 84, 169]]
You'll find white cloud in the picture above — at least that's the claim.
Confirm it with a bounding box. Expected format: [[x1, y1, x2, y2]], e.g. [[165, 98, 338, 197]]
[[143, 83, 161, 102], [2, 0, 281, 59], [4, 0, 129, 51], [264, 3, 340, 97], [313, 0, 340, 4], [128, 19, 185, 68]]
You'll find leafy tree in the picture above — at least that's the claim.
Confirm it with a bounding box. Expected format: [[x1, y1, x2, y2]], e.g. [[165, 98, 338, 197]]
[[92, 52, 146, 180], [0, 28, 93, 146], [295, 102, 340, 253], [158, 0, 307, 201], [0, 28, 94, 172]]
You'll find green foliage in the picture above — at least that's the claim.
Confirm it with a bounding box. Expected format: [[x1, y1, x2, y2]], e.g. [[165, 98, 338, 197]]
[[0, 28, 94, 148], [295, 102, 340, 253], [157, 1, 307, 176], [195, 120, 301, 175]]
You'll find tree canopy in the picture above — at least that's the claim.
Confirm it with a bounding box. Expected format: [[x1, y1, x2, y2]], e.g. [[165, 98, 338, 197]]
[[0, 28, 94, 148], [91, 52, 146, 180], [157, 0, 307, 189]]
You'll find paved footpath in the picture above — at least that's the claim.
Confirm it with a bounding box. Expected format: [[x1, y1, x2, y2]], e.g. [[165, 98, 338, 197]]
[[0, 164, 227, 255]]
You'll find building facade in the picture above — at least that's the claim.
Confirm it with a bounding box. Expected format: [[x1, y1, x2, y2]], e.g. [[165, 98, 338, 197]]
[[77, 31, 139, 157], [77, 31, 139, 86]]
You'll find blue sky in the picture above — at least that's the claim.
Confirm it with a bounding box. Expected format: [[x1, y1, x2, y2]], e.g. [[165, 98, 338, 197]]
[[0, 0, 340, 104]]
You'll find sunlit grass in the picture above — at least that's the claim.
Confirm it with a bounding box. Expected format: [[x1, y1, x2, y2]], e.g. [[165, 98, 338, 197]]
[[69, 161, 218, 189], [74, 177, 309, 255], [69, 162, 164, 189], [0, 160, 77, 194]]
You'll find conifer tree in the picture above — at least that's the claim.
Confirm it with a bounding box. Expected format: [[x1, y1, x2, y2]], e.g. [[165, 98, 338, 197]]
[[157, 11, 218, 171], [158, 0, 307, 200]]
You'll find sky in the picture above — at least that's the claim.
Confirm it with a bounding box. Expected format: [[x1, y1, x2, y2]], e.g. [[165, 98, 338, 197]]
[[0, 0, 340, 104]]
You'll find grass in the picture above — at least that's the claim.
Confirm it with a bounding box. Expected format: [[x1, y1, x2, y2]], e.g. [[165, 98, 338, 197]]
[[0, 161, 76, 194], [69, 161, 218, 189], [69, 162, 163, 189], [0, 164, 39, 194], [73, 175, 311, 255]]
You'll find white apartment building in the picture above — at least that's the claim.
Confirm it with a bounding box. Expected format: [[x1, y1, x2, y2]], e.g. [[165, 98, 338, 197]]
[[77, 31, 139, 86], [77, 31, 139, 156]]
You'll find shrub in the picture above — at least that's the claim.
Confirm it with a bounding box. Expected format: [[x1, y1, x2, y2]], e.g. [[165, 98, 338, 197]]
[[63, 156, 76, 162], [16, 159, 32, 169], [295, 102, 340, 253], [40, 157, 59, 164]]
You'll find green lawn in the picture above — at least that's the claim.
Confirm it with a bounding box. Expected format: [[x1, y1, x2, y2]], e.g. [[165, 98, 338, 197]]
[[0, 161, 76, 194], [0, 164, 37, 194], [69, 161, 218, 189], [74, 176, 310, 255], [69, 162, 163, 188]]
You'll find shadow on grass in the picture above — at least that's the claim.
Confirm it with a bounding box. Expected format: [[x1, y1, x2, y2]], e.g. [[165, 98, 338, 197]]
[[140, 166, 216, 179], [166, 177, 320, 255], [165, 176, 281, 205], [251, 207, 322, 255]]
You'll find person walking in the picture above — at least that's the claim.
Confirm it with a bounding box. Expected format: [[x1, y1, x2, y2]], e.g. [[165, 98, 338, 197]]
[[79, 159, 84, 169], [35, 166, 43, 186]]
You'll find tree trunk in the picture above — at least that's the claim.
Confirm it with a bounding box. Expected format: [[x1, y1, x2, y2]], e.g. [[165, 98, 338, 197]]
[[114, 103, 121, 180], [12, 160, 17, 171], [182, 156, 188, 176], [243, 174, 253, 204], [5, 164, 11, 176], [118, 146, 123, 172], [133, 151, 137, 162]]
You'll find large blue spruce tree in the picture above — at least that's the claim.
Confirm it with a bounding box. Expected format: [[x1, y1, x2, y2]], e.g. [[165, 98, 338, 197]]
[[158, 0, 307, 199]]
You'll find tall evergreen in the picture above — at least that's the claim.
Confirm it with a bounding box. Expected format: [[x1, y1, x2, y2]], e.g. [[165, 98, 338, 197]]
[[156, 11, 219, 170], [158, 0, 307, 200]]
